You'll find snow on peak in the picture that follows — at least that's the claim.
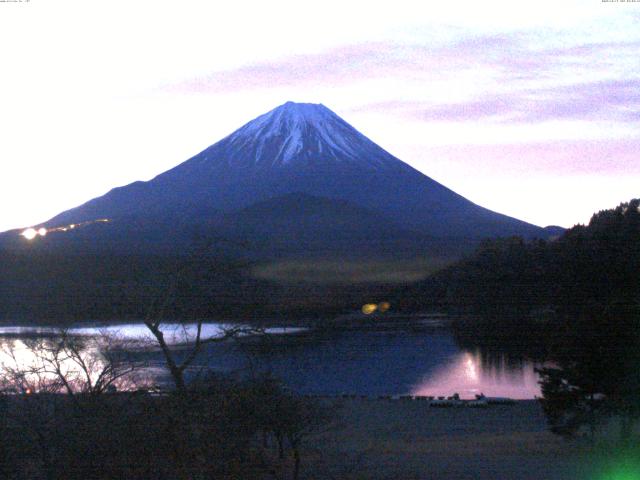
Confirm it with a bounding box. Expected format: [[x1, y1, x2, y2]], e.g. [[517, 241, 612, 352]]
[[220, 101, 398, 170], [236, 101, 338, 140]]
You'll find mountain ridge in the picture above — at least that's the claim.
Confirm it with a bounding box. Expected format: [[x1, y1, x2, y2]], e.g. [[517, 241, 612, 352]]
[[6, 101, 555, 256]]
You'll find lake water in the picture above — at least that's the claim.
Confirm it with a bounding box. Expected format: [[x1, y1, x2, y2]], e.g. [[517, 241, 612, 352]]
[[0, 323, 542, 399]]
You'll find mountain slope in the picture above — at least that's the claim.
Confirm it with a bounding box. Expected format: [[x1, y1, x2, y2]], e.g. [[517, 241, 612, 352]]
[[9, 101, 550, 255], [211, 192, 467, 258]]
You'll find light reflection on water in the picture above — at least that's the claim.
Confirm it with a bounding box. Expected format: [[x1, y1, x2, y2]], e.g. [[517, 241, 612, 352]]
[[0, 324, 304, 344], [410, 351, 541, 399], [0, 323, 307, 393], [206, 330, 543, 398], [0, 325, 542, 398]]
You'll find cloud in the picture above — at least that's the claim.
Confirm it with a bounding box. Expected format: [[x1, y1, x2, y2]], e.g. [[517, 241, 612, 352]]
[[415, 139, 640, 176], [164, 43, 402, 93], [163, 33, 543, 94], [166, 31, 640, 129], [521, 79, 640, 123], [364, 77, 640, 124]]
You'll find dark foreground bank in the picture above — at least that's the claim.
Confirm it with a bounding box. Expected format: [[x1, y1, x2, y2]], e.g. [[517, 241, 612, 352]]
[[2, 389, 635, 480], [300, 398, 630, 480]]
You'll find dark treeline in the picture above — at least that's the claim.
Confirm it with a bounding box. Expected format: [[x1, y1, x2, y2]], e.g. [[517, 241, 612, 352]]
[[399, 198, 640, 336], [0, 252, 244, 323], [0, 251, 392, 324]]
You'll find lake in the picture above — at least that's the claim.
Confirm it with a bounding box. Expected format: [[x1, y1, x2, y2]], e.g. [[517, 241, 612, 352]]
[[0, 323, 542, 399]]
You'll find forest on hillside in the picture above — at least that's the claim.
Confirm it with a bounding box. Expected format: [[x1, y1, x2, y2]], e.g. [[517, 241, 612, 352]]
[[400, 198, 639, 320], [397, 199, 640, 440]]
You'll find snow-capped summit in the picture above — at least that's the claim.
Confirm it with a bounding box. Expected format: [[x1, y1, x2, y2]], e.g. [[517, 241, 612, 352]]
[[187, 101, 408, 172]]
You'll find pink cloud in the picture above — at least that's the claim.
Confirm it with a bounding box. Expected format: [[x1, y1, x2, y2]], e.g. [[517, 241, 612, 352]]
[[415, 139, 640, 176], [165, 35, 640, 129], [164, 43, 402, 94], [356, 77, 640, 124]]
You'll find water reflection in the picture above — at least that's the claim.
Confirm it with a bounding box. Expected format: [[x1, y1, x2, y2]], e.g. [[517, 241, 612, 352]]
[[0, 325, 542, 398], [198, 330, 543, 398], [0, 324, 304, 345], [411, 350, 541, 399], [0, 323, 305, 393]]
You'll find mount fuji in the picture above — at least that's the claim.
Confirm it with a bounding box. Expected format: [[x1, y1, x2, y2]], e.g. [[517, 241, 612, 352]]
[[3, 102, 553, 257]]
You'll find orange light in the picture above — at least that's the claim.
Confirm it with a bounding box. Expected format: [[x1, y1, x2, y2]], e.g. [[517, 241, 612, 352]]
[[378, 302, 391, 313], [362, 304, 377, 315]]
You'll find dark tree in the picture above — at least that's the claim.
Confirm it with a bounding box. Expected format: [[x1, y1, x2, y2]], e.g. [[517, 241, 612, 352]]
[[537, 302, 640, 443]]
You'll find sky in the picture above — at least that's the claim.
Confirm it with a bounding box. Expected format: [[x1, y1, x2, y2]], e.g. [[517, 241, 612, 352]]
[[0, 0, 638, 232]]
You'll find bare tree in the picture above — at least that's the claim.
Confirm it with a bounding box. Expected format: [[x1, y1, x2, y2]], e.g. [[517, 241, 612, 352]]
[[283, 397, 332, 480], [251, 379, 334, 480], [0, 337, 64, 395], [142, 319, 253, 393], [138, 239, 266, 393], [40, 330, 141, 397]]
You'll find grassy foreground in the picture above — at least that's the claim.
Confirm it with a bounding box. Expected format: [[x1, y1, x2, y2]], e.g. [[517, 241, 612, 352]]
[[296, 399, 595, 480]]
